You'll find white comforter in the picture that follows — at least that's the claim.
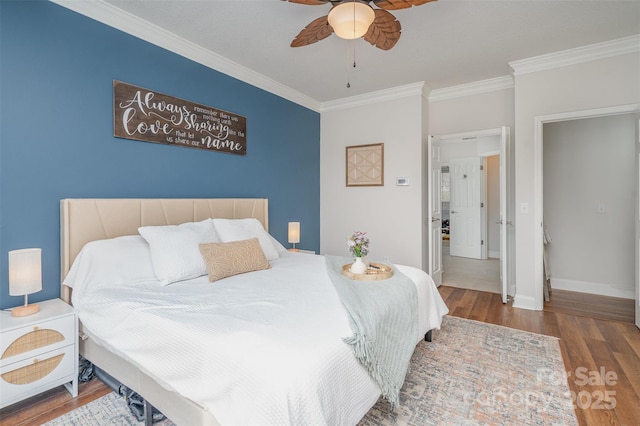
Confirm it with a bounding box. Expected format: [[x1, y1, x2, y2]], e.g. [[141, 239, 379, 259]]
[[71, 251, 448, 425]]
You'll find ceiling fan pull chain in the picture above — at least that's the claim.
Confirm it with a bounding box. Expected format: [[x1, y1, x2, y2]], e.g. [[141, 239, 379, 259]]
[[346, 39, 352, 88], [349, 40, 361, 87], [348, 0, 356, 87], [352, 1, 357, 68], [353, 37, 357, 68]]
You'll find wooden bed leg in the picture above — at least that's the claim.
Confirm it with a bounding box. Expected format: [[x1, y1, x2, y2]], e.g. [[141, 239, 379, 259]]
[[144, 400, 153, 426], [424, 329, 433, 342]]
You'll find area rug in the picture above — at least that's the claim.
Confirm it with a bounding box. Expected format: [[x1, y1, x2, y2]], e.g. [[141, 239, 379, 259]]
[[45, 316, 577, 425], [43, 391, 166, 426], [360, 316, 577, 425]]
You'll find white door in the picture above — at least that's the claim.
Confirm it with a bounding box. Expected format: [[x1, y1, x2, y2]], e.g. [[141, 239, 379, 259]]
[[449, 157, 483, 259], [427, 135, 443, 286], [499, 126, 510, 303]]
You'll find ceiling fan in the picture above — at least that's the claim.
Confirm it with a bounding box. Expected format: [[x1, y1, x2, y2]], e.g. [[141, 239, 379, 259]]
[[286, 0, 436, 51]]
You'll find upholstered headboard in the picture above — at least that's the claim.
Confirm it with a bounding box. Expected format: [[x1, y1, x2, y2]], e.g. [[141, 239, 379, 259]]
[[60, 198, 268, 302]]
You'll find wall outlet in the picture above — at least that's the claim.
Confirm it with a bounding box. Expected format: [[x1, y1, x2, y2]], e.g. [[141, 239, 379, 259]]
[[520, 202, 529, 214]]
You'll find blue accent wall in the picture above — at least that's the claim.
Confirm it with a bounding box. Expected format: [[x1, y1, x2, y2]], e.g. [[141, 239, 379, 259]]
[[0, 0, 320, 309]]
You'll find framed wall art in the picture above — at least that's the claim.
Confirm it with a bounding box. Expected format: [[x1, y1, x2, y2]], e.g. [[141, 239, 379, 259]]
[[346, 143, 384, 187]]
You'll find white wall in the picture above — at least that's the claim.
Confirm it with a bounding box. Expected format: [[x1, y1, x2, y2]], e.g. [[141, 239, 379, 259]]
[[440, 140, 475, 163], [543, 114, 636, 299], [513, 52, 640, 309], [320, 89, 427, 268], [429, 88, 515, 135], [440, 136, 500, 161]]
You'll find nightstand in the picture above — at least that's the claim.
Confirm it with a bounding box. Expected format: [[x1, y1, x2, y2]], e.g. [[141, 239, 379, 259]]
[[0, 298, 78, 409]]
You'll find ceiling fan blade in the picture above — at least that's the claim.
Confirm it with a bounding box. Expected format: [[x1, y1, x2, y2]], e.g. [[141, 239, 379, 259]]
[[372, 0, 436, 11], [363, 9, 401, 50], [291, 15, 334, 47], [285, 0, 330, 5]]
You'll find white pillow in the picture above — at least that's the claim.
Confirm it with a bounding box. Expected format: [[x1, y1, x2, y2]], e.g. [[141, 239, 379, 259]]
[[138, 219, 220, 285], [268, 234, 288, 255], [64, 235, 156, 293], [212, 218, 279, 261]]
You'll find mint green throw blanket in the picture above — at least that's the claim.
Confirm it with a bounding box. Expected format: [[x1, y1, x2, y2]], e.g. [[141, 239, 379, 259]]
[[324, 255, 418, 406]]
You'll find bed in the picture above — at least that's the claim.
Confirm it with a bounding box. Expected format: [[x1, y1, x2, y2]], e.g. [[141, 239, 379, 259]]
[[60, 198, 449, 425]]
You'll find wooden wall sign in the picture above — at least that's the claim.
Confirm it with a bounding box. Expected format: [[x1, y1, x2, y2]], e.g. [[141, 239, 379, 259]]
[[113, 81, 246, 155]]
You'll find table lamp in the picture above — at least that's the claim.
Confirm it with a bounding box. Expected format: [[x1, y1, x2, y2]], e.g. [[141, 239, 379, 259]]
[[9, 248, 42, 317], [288, 222, 300, 252]]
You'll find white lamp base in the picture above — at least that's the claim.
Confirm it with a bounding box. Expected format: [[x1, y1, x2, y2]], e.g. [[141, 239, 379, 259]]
[[12, 303, 39, 317]]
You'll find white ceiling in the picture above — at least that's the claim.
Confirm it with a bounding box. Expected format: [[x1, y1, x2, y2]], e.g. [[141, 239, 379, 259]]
[[75, 0, 640, 104]]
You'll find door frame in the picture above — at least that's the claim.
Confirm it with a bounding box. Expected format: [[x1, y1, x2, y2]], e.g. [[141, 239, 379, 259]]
[[532, 103, 640, 312], [429, 127, 511, 300]]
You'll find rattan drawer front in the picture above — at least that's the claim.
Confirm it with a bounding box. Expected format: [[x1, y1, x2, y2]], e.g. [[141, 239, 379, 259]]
[[2, 353, 64, 385], [1, 316, 74, 364], [0, 344, 75, 406]]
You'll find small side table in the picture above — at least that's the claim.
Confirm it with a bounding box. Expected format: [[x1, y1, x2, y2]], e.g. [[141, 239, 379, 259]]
[[0, 298, 78, 409]]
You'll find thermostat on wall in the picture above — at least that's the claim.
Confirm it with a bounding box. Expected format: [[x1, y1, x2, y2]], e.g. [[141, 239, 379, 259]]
[[396, 177, 409, 186]]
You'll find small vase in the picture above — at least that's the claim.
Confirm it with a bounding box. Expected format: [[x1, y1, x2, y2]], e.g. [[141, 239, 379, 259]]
[[350, 256, 367, 274]]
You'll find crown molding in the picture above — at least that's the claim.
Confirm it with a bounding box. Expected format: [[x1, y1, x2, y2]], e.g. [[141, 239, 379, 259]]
[[509, 34, 640, 76], [428, 76, 514, 102], [50, 0, 322, 112], [320, 82, 426, 112]]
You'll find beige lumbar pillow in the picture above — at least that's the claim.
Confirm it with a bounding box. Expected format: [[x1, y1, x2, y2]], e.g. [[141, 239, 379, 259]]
[[199, 238, 271, 282]]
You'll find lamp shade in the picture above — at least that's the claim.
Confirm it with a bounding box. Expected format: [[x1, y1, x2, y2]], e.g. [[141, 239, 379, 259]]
[[328, 1, 375, 40], [288, 222, 301, 244], [9, 248, 42, 296]]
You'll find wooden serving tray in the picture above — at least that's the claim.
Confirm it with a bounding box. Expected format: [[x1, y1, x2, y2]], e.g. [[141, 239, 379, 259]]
[[341, 262, 393, 280]]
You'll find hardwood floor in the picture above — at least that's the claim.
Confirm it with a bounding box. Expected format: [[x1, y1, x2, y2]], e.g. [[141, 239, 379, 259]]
[[0, 374, 111, 426], [1, 287, 638, 425], [544, 288, 635, 324]]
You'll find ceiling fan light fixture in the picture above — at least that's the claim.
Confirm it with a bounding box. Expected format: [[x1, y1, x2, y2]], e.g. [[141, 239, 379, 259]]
[[327, 1, 375, 40]]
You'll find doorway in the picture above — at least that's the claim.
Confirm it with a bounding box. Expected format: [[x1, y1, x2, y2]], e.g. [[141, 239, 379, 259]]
[[533, 104, 640, 327], [543, 114, 636, 299], [428, 127, 512, 302], [441, 156, 500, 294]]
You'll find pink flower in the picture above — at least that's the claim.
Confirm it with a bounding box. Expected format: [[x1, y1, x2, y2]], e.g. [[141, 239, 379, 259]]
[[347, 231, 369, 257]]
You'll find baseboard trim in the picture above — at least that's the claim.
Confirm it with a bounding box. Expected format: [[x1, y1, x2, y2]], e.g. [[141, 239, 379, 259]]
[[512, 294, 539, 311], [550, 278, 634, 300]]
